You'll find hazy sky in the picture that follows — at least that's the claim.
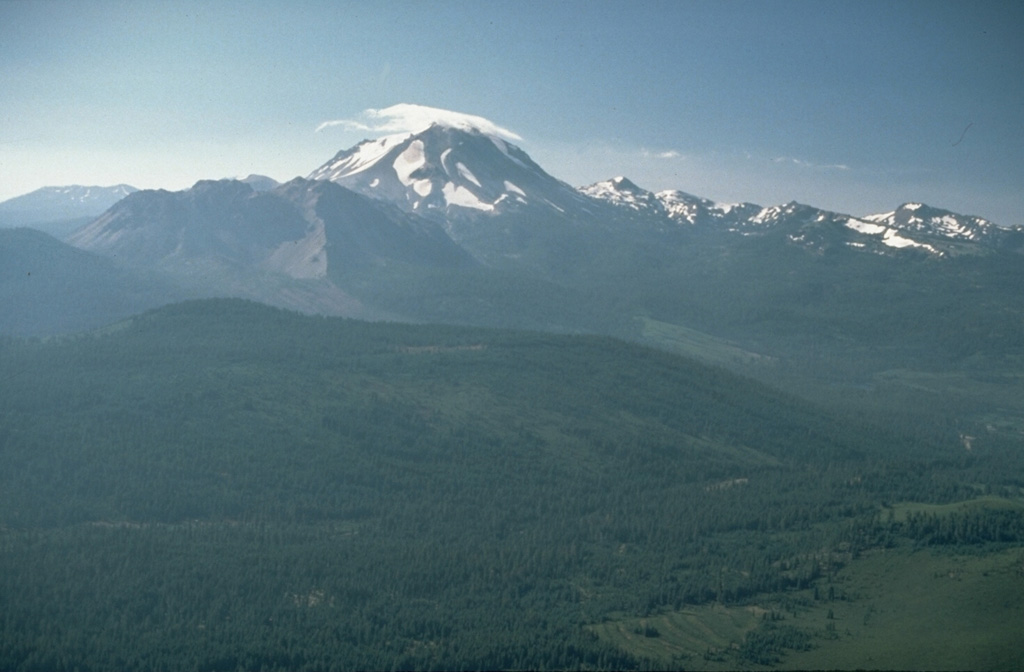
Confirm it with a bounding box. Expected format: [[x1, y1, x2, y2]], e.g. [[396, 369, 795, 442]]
[[2, 0, 1022, 224]]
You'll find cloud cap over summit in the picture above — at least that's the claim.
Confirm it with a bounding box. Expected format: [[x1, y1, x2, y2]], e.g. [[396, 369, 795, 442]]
[[316, 104, 523, 141]]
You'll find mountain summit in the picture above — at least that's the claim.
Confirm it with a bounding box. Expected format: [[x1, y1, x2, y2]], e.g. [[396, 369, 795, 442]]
[[308, 124, 587, 222]]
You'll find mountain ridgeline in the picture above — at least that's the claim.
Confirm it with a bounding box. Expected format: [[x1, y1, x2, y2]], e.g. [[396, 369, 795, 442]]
[[0, 184, 137, 227], [4, 122, 1021, 356]]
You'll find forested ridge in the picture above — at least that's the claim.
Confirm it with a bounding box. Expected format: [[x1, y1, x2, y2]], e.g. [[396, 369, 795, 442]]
[[1, 299, 1021, 670]]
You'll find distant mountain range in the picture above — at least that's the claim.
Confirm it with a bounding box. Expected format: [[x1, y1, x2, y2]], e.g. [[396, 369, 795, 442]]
[[0, 184, 138, 238], [3, 125, 1017, 262], [2, 122, 1022, 387], [303, 123, 1022, 258], [580, 177, 1023, 257], [0, 184, 138, 222]]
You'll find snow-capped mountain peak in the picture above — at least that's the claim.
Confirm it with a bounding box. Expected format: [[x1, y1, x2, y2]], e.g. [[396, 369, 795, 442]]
[[308, 123, 583, 220], [579, 177, 665, 214], [861, 202, 1008, 244], [656, 189, 761, 226], [581, 177, 763, 227]]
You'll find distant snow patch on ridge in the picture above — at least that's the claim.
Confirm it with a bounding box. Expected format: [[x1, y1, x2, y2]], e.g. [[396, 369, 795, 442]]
[[862, 211, 895, 224], [317, 103, 523, 141], [882, 229, 939, 253], [750, 205, 785, 225], [844, 219, 887, 236], [843, 217, 941, 254], [579, 176, 664, 214]]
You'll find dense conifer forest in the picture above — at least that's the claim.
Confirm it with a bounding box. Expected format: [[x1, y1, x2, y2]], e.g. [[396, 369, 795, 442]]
[[1, 300, 1022, 670]]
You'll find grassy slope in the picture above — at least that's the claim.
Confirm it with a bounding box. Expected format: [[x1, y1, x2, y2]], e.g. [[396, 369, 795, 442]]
[[788, 546, 1024, 671], [592, 544, 1024, 671]]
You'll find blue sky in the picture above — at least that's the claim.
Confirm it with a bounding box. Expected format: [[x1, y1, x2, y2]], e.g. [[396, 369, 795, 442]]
[[1, 0, 1022, 224]]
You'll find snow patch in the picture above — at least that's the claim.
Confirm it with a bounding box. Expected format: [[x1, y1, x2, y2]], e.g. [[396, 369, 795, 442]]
[[750, 206, 781, 224], [844, 219, 887, 236], [489, 136, 507, 154], [412, 180, 433, 197], [320, 132, 411, 180], [862, 211, 894, 223], [442, 182, 493, 211], [503, 181, 526, 197], [456, 162, 482, 188], [393, 140, 426, 186], [488, 135, 529, 170], [882, 229, 939, 254]]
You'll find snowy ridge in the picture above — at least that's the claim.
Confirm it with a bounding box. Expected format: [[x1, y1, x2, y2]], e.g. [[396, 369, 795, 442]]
[[578, 177, 758, 228], [0, 184, 137, 209], [578, 177, 665, 214], [47, 185, 136, 204], [861, 203, 1010, 244], [0, 184, 139, 230], [316, 133, 413, 181], [581, 173, 1017, 256], [657, 190, 754, 225]]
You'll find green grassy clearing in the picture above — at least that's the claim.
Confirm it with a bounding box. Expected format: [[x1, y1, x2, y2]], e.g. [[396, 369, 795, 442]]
[[588, 604, 762, 669], [884, 496, 1024, 523], [785, 545, 1024, 671], [592, 545, 1024, 670], [639, 317, 774, 368]]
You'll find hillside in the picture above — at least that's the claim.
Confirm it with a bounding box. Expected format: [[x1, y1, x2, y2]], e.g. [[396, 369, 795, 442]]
[[1, 299, 1021, 670], [0, 227, 190, 336]]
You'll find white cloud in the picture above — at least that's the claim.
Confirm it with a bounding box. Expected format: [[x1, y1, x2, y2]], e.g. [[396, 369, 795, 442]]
[[316, 103, 522, 140], [642, 149, 683, 159], [771, 156, 849, 171]]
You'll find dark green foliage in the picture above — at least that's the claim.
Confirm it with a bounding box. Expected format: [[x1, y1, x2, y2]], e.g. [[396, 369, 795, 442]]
[[0, 299, 1020, 670], [739, 623, 813, 665]]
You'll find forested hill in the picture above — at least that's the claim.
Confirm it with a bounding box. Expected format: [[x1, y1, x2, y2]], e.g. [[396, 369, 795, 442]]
[[1, 299, 1021, 671], [1, 297, 928, 521]]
